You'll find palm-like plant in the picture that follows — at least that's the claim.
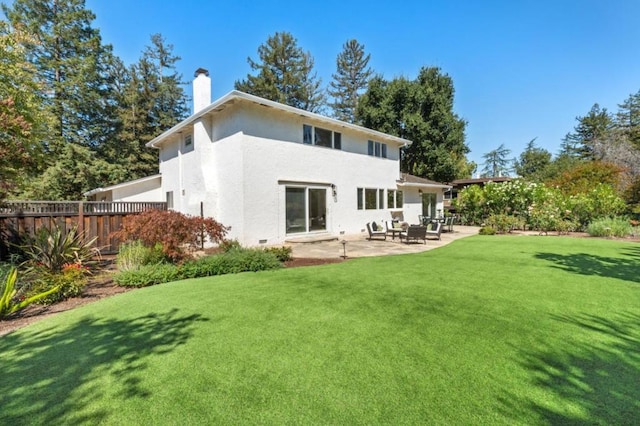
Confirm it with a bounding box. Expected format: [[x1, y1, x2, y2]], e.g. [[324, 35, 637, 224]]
[[21, 224, 100, 272]]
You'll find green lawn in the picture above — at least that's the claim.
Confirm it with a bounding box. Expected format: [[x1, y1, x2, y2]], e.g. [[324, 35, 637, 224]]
[[1, 236, 638, 424]]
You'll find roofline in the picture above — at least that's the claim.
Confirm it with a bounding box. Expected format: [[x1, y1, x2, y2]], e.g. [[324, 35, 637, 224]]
[[83, 174, 162, 197], [397, 182, 452, 190], [146, 90, 413, 149]]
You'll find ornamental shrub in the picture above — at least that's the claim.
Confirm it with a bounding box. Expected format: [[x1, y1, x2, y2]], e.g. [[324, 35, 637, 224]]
[[21, 224, 99, 273], [586, 217, 633, 238], [117, 240, 168, 272], [1, 268, 60, 320], [25, 263, 89, 304], [114, 263, 180, 287], [114, 248, 282, 287], [263, 246, 292, 262], [113, 209, 228, 263], [485, 214, 525, 233]]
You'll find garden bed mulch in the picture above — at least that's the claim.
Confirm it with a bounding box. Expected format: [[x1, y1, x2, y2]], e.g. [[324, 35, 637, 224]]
[[0, 257, 344, 337]]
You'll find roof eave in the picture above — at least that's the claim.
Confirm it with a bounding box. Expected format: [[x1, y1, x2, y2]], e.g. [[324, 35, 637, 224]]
[[146, 90, 413, 149]]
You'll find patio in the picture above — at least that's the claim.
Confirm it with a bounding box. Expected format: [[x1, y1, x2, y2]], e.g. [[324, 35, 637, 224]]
[[286, 225, 480, 259]]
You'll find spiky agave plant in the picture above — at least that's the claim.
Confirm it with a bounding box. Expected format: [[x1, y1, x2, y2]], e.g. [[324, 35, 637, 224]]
[[21, 224, 99, 273]]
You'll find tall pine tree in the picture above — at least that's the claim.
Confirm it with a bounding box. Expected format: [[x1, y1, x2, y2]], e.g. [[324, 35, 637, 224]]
[[615, 90, 640, 149], [328, 39, 373, 123], [235, 32, 325, 112], [2, 0, 116, 149], [105, 34, 189, 181], [562, 103, 613, 160]]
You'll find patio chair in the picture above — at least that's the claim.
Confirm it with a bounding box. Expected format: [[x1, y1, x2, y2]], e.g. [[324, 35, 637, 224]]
[[426, 221, 442, 240], [443, 215, 455, 232], [400, 225, 427, 244], [385, 220, 404, 240], [366, 222, 387, 240]]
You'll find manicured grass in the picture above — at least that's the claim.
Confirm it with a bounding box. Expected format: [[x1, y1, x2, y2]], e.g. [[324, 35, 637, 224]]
[[1, 236, 638, 424]]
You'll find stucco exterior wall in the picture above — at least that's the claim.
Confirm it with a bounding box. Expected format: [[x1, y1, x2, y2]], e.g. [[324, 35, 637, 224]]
[[111, 179, 162, 202]]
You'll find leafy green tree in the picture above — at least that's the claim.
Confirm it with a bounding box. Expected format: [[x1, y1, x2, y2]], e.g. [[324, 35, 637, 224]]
[[20, 143, 125, 200], [615, 90, 640, 149], [563, 103, 614, 160], [104, 34, 189, 181], [0, 22, 46, 198], [328, 39, 373, 123], [235, 32, 325, 112], [547, 160, 622, 196], [2, 0, 117, 149], [357, 67, 469, 182], [481, 144, 512, 177], [514, 138, 552, 179]]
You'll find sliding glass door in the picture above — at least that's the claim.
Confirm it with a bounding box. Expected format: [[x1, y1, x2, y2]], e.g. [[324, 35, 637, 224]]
[[286, 187, 327, 234]]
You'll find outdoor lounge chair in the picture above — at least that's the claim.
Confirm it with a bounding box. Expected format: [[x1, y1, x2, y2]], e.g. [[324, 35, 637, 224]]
[[426, 221, 442, 240], [366, 222, 387, 240], [443, 215, 454, 232], [385, 220, 404, 239], [400, 225, 427, 244]]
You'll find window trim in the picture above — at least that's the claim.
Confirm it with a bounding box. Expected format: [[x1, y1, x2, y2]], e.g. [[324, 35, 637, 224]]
[[303, 124, 341, 149]]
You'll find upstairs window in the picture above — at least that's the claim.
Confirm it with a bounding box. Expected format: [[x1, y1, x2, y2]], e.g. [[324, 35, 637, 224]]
[[302, 125, 341, 149], [368, 140, 387, 158], [183, 134, 194, 152]]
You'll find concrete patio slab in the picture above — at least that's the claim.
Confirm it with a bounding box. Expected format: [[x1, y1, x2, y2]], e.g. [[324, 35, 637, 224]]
[[286, 226, 480, 259]]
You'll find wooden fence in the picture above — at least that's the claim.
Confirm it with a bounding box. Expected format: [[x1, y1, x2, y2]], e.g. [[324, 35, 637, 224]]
[[0, 201, 167, 258]]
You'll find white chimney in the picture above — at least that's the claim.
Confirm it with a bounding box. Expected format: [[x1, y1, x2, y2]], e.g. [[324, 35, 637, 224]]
[[193, 68, 211, 113]]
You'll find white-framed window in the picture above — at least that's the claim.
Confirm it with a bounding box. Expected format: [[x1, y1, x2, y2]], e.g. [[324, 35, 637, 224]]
[[367, 140, 387, 158], [183, 134, 194, 152], [303, 124, 341, 149], [166, 191, 174, 209], [357, 188, 385, 210], [387, 189, 403, 209]]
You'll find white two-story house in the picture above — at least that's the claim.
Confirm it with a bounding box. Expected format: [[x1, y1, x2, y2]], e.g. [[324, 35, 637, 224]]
[[87, 69, 450, 246]]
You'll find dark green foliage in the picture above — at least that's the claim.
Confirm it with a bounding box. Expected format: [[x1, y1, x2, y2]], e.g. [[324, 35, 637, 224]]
[[485, 214, 525, 233], [615, 90, 640, 149], [1, 268, 60, 319], [20, 223, 99, 273], [586, 217, 633, 238], [478, 226, 496, 235], [263, 246, 292, 262], [481, 144, 513, 177], [357, 67, 469, 182], [219, 239, 242, 253], [26, 265, 87, 304], [179, 249, 281, 279], [235, 31, 325, 112], [563, 103, 614, 160], [513, 138, 552, 179], [114, 248, 282, 287], [328, 39, 373, 123], [114, 263, 180, 287], [103, 34, 189, 181], [2, 0, 116, 149]]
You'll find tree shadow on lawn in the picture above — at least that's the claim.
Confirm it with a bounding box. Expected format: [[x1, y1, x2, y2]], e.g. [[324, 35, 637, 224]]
[[534, 244, 640, 283], [0, 308, 208, 424], [499, 312, 640, 424]]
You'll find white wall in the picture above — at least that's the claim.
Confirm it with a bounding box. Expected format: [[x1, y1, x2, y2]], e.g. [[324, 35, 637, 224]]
[[158, 100, 413, 245], [111, 178, 163, 202]]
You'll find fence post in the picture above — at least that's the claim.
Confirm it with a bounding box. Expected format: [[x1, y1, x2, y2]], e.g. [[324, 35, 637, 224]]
[[200, 201, 204, 249], [78, 201, 84, 238]]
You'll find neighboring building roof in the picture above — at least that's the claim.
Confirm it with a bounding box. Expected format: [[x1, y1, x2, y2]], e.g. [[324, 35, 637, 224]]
[[450, 176, 512, 186], [83, 174, 162, 197], [146, 90, 413, 149], [397, 173, 451, 190]]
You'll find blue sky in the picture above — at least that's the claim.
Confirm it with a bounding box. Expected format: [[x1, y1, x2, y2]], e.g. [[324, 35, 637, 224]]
[[10, 0, 640, 170]]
